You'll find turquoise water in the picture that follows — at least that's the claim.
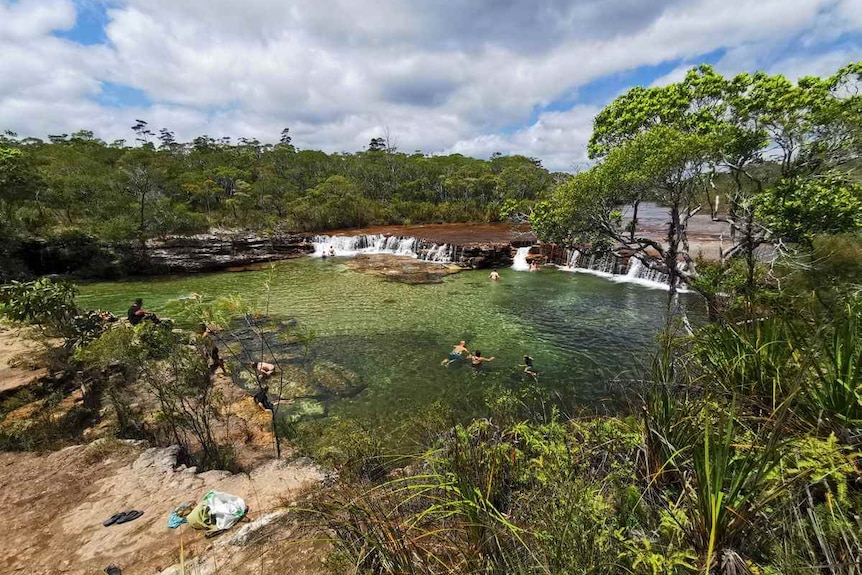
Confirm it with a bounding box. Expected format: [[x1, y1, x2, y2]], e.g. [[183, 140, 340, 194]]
[[77, 258, 705, 423]]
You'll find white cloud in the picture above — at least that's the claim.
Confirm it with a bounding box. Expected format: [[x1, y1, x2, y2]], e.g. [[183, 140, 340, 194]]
[[0, 0, 860, 170]]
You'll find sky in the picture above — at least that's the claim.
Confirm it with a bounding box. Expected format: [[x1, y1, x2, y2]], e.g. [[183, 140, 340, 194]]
[[1, 0, 861, 172]]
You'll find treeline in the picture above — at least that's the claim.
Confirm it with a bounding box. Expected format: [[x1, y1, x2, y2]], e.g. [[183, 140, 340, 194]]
[[0, 127, 559, 245]]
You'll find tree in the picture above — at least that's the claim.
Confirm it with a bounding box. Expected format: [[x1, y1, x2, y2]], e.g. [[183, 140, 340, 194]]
[[119, 147, 163, 234], [555, 62, 862, 299], [537, 126, 717, 301], [756, 174, 862, 246]]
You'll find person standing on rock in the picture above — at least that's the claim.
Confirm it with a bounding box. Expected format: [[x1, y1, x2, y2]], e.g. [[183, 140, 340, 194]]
[[197, 323, 227, 375]]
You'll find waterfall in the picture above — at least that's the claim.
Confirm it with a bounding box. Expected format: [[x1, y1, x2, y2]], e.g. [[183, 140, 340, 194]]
[[311, 234, 455, 263], [559, 249, 679, 291], [615, 257, 672, 289], [511, 246, 531, 271]]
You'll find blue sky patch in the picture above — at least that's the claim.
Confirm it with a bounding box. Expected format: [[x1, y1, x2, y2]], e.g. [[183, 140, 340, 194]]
[[96, 82, 151, 108], [52, 0, 110, 46]]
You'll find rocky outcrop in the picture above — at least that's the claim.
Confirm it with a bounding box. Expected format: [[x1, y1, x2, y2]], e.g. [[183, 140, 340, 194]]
[[142, 232, 313, 273], [455, 243, 516, 269], [345, 254, 463, 283]]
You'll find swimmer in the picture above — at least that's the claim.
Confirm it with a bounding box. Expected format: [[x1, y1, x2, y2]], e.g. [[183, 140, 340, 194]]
[[489, 270, 500, 281], [328, 245, 336, 257], [442, 340, 470, 367], [470, 350, 495, 370], [520, 355, 538, 380], [529, 261, 539, 272]]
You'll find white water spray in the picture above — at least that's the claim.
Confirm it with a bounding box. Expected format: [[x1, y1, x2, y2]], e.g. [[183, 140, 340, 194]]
[[511, 246, 531, 271], [311, 234, 456, 263]]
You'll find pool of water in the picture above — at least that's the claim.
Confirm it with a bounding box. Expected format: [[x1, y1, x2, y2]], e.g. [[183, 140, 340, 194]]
[[77, 257, 705, 426]]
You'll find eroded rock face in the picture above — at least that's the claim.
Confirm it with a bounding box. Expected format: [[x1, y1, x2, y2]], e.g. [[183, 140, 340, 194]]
[[143, 232, 313, 273], [456, 243, 516, 269]]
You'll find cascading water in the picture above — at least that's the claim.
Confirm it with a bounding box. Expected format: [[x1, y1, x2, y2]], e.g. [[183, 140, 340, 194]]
[[311, 234, 455, 263], [511, 246, 531, 271], [560, 249, 678, 290], [613, 256, 673, 290]]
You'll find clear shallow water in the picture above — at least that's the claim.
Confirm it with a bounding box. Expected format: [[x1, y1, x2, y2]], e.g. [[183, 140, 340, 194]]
[[77, 258, 706, 423]]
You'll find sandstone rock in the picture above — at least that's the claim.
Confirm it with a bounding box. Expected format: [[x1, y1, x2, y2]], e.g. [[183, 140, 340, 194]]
[[143, 232, 313, 273]]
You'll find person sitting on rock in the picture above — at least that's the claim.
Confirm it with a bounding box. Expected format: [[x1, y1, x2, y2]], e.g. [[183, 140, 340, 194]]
[[250, 361, 276, 378], [253, 386, 275, 411], [127, 298, 160, 325]]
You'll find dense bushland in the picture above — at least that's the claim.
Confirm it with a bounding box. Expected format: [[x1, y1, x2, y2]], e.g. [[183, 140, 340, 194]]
[[0, 129, 557, 244]]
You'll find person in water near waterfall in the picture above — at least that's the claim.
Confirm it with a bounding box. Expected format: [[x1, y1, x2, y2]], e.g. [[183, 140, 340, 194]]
[[489, 270, 500, 281], [442, 340, 470, 366], [328, 245, 335, 257], [470, 350, 495, 370]]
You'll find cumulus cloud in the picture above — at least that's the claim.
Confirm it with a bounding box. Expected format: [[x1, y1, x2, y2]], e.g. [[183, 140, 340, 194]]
[[0, 0, 860, 170]]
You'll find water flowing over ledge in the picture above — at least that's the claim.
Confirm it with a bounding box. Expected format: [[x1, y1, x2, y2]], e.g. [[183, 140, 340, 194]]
[[511, 246, 531, 271], [309, 234, 515, 268], [559, 249, 679, 291], [314, 233, 682, 290], [311, 234, 460, 262]]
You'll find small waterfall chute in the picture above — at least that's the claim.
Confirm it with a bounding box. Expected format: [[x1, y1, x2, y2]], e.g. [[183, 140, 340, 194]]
[[511, 247, 531, 271]]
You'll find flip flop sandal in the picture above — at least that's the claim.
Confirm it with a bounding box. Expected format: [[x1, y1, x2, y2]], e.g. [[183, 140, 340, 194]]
[[205, 529, 225, 539], [115, 510, 144, 524], [103, 566, 122, 575], [103, 513, 124, 527]]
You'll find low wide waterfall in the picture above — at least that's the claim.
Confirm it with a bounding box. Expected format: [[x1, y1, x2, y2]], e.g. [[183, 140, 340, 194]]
[[311, 234, 458, 263], [511, 246, 531, 271], [561, 249, 674, 290]]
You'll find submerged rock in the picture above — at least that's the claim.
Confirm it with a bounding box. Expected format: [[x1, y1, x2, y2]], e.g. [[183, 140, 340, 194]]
[[345, 254, 462, 284]]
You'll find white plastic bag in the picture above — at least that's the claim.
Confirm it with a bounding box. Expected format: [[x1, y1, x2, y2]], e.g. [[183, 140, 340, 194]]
[[202, 490, 247, 530]]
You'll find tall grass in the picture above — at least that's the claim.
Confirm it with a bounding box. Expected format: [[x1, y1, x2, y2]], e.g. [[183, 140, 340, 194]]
[[805, 298, 862, 432]]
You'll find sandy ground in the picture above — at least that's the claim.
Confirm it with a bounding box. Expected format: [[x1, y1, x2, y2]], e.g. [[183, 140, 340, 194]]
[[0, 326, 48, 394], [0, 441, 327, 575], [0, 352, 329, 575]]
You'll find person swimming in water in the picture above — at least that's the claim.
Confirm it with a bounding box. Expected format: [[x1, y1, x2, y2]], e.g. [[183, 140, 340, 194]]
[[470, 350, 495, 370], [442, 340, 470, 367], [328, 245, 335, 257], [489, 270, 500, 281], [520, 355, 538, 380]]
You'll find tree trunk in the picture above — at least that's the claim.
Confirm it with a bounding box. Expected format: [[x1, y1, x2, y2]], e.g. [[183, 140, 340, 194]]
[[665, 203, 681, 310]]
